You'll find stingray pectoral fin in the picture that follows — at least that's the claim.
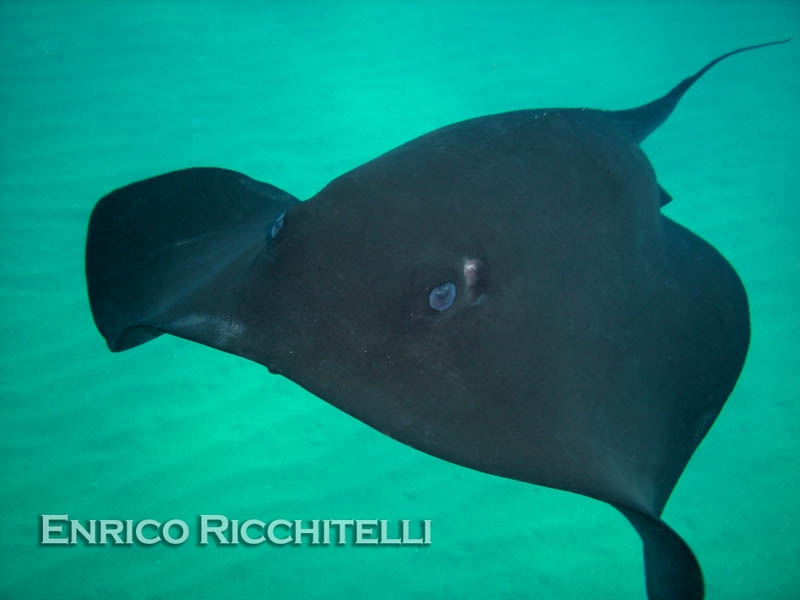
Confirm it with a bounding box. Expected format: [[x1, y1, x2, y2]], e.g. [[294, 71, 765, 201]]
[[86, 167, 298, 354], [614, 504, 703, 600]]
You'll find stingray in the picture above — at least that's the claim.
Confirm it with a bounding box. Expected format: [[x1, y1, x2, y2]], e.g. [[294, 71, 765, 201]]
[[85, 40, 787, 599]]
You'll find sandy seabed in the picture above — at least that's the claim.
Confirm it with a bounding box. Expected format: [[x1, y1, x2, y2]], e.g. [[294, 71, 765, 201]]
[[1, 2, 798, 598]]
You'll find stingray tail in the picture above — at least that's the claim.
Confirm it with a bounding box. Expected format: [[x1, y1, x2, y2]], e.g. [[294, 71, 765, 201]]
[[613, 504, 703, 600], [614, 39, 790, 143]]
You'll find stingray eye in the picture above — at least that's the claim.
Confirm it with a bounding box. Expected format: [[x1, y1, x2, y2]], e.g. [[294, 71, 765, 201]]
[[429, 281, 457, 312], [270, 211, 286, 239]]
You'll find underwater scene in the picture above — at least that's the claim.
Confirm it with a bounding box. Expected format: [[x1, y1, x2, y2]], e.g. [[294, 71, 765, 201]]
[[1, 2, 798, 598]]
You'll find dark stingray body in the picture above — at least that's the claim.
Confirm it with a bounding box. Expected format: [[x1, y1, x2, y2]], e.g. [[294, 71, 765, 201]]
[[86, 41, 787, 599], [259, 108, 750, 516]]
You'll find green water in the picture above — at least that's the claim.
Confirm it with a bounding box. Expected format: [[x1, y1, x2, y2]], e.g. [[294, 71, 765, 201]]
[[1, 1, 798, 598]]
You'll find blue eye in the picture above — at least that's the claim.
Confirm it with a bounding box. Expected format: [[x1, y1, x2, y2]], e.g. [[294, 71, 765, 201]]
[[429, 281, 457, 312], [270, 211, 286, 239]]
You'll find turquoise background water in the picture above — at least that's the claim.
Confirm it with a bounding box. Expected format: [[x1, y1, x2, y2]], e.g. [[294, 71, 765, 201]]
[[1, 2, 798, 598]]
